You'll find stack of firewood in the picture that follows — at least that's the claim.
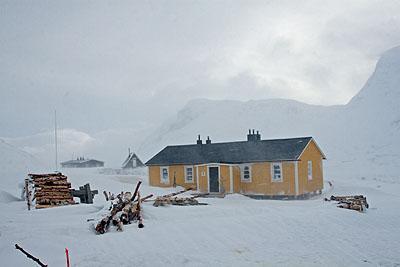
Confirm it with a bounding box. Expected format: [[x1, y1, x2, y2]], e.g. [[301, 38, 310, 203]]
[[28, 173, 75, 209], [325, 195, 369, 212]]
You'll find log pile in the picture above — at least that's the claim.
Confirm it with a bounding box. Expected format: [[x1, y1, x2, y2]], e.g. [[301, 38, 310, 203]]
[[28, 173, 75, 209], [153, 188, 208, 207], [94, 186, 211, 234], [325, 195, 369, 212], [95, 181, 153, 234]]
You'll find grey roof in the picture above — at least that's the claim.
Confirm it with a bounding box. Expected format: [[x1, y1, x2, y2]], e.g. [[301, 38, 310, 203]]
[[146, 137, 318, 166], [122, 152, 145, 169], [61, 159, 104, 165]]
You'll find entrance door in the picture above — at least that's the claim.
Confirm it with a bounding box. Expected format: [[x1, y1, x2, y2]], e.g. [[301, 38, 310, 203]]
[[209, 167, 219, 193]]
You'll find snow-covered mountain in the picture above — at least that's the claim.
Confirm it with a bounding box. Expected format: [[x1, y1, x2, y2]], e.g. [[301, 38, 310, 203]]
[[140, 46, 400, 181], [0, 138, 42, 196]]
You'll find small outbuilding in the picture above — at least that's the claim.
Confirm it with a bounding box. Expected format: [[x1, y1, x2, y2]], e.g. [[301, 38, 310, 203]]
[[61, 157, 104, 168], [122, 149, 145, 169], [146, 130, 326, 198]]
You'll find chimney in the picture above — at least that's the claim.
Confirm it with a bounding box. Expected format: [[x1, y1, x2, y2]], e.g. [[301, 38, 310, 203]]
[[247, 129, 261, 141], [197, 135, 202, 145], [247, 129, 253, 141], [206, 136, 211, 144]]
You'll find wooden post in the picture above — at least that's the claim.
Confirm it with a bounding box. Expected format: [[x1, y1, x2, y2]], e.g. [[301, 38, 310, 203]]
[[65, 248, 70, 267], [85, 184, 93, 204], [25, 179, 31, 211]]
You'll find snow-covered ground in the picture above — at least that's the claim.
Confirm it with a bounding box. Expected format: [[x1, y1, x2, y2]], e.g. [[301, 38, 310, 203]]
[[1, 45, 399, 266], [1, 167, 399, 267]]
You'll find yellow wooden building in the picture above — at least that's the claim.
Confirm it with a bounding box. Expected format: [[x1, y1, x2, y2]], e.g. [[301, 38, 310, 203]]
[[146, 131, 326, 198]]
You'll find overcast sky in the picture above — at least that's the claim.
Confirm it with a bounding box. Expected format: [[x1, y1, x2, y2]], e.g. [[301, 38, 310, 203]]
[[1, 0, 400, 137]]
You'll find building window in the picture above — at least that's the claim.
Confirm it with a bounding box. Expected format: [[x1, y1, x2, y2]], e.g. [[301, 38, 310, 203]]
[[241, 165, 251, 182], [160, 167, 169, 184], [271, 163, 283, 182], [185, 166, 194, 183], [308, 161, 312, 180]]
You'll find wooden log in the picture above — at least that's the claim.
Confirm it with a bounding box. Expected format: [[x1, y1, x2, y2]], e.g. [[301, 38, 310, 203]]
[[15, 244, 48, 267], [136, 191, 144, 228], [36, 204, 61, 209], [29, 172, 64, 178], [95, 215, 112, 234], [330, 195, 365, 201], [35, 193, 71, 196], [130, 181, 142, 202], [103, 191, 109, 201], [35, 185, 71, 189], [32, 176, 68, 182], [36, 201, 74, 206], [36, 200, 74, 206], [36, 196, 74, 200], [161, 188, 193, 198], [139, 194, 154, 202]]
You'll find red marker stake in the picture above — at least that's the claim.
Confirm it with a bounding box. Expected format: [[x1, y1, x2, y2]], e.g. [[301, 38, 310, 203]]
[[65, 248, 70, 267]]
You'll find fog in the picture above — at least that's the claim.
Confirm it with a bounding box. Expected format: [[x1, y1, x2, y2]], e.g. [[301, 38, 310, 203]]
[[1, 1, 400, 166]]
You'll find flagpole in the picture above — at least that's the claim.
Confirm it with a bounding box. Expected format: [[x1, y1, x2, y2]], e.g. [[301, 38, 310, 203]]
[[55, 109, 58, 171]]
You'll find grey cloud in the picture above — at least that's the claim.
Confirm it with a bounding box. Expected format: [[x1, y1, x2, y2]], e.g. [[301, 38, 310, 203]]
[[1, 1, 400, 137]]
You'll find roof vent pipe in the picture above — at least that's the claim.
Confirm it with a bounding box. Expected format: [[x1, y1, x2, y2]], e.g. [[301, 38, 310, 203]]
[[197, 135, 202, 145], [206, 136, 211, 144]]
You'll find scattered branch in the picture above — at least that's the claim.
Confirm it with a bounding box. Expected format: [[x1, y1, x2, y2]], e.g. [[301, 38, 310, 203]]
[[15, 244, 48, 267]]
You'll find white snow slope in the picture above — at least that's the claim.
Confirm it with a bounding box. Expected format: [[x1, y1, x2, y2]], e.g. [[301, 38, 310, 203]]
[[0, 139, 42, 197], [0, 47, 399, 266], [0, 169, 399, 266]]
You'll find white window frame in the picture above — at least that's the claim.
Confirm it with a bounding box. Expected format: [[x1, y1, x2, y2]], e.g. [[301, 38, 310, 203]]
[[241, 164, 252, 182], [184, 165, 194, 183], [160, 166, 169, 184], [271, 162, 283, 182], [307, 161, 313, 180]]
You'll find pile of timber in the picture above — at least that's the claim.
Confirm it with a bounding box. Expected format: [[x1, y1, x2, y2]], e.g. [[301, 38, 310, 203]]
[[153, 188, 208, 207], [325, 195, 369, 212], [28, 173, 74, 209], [95, 181, 153, 234]]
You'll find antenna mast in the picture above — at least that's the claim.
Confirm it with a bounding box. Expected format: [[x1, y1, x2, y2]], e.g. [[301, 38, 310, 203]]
[[55, 109, 58, 171]]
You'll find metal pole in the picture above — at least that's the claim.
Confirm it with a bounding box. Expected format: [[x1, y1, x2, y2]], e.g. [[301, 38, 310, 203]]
[[55, 109, 58, 171]]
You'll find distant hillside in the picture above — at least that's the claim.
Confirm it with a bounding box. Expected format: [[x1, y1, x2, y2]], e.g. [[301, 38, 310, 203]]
[[139, 46, 400, 182], [0, 138, 42, 195]]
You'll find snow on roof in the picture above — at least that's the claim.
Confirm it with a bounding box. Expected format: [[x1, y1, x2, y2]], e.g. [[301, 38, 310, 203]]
[[122, 152, 145, 168]]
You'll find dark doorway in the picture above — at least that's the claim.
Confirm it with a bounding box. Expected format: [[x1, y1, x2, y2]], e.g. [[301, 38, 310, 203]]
[[209, 167, 219, 192]]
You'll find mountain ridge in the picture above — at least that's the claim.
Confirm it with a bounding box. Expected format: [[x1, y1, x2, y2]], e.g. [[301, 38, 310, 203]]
[[139, 46, 400, 181]]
